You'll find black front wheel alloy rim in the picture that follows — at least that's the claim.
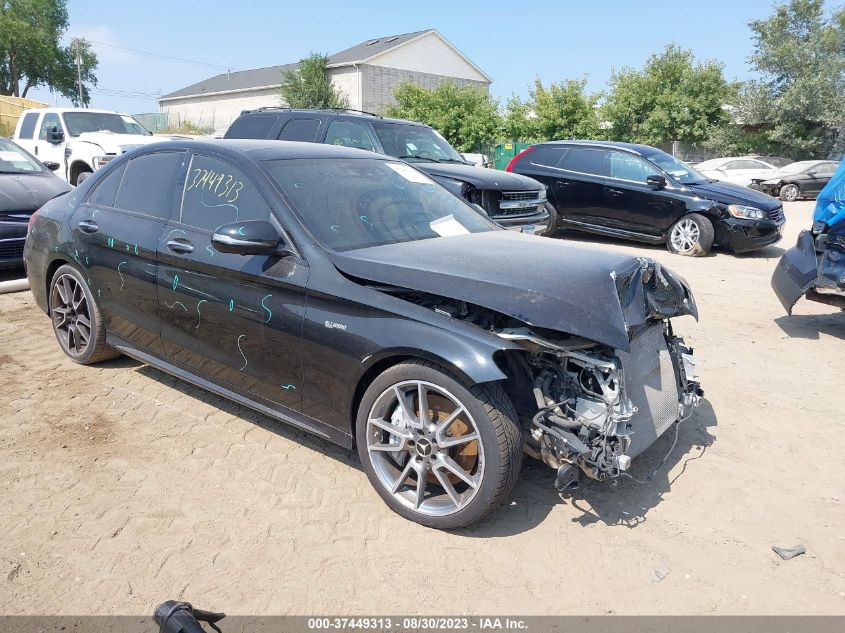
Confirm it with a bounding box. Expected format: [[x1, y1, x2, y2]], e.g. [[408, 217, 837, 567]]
[[51, 273, 92, 356]]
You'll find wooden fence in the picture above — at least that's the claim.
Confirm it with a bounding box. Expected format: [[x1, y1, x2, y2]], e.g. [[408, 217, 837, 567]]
[[0, 95, 47, 136]]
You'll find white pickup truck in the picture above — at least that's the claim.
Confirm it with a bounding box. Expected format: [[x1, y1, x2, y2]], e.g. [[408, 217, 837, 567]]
[[12, 108, 172, 185]]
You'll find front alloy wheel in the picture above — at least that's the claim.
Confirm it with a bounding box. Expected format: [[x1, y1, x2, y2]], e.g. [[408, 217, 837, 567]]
[[666, 213, 714, 257], [780, 183, 799, 202], [357, 361, 521, 528]]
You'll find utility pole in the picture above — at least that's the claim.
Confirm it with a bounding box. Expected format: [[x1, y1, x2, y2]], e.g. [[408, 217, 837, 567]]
[[75, 41, 84, 107]]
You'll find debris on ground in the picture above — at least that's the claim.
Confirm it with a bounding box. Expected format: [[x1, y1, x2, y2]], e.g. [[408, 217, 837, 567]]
[[651, 562, 670, 582], [772, 544, 806, 560]]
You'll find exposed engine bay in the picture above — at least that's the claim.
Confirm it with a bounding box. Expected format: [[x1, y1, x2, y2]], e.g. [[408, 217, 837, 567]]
[[372, 284, 704, 491]]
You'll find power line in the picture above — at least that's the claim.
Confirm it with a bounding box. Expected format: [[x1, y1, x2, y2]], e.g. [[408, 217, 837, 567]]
[[70, 38, 238, 72]]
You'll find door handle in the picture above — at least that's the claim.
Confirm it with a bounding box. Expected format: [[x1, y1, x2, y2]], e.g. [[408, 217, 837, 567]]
[[608, 188, 625, 196], [556, 181, 571, 188], [167, 239, 194, 254], [78, 219, 99, 234]]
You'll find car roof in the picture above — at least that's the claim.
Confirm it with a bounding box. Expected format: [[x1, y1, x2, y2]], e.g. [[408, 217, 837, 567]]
[[537, 139, 663, 155], [22, 108, 132, 116], [237, 107, 428, 128], [136, 138, 387, 161]]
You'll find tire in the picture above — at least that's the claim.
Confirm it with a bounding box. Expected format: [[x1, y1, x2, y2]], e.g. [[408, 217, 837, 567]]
[[49, 264, 120, 364], [75, 170, 92, 185], [356, 360, 522, 529], [779, 183, 799, 202], [666, 213, 714, 257], [541, 202, 559, 237]]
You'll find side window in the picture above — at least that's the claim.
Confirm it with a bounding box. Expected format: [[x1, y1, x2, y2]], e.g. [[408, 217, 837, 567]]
[[528, 146, 566, 168], [324, 120, 375, 151], [18, 112, 39, 139], [114, 152, 185, 219], [740, 159, 765, 169], [559, 148, 609, 177], [180, 154, 272, 231], [817, 163, 837, 176], [278, 118, 321, 142], [88, 163, 127, 207], [609, 152, 657, 183], [224, 114, 277, 139], [722, 160, 744, 170], [38, 113, 62, 140]]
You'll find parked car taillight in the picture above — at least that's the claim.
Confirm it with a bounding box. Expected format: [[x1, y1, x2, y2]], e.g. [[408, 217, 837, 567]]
[[505, 146, 535, 172]]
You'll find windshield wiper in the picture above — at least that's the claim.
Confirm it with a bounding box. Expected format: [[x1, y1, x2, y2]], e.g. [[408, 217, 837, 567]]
[[396, 154, 441, 163], [438, 158, 470, 164]]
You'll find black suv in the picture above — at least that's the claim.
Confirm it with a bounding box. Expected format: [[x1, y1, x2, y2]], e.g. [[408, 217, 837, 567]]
[[507, 140, 785, 256], [225, 108, 551, 234]]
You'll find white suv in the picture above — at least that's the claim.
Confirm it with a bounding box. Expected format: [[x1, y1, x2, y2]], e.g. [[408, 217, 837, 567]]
[[13, 108, 171, 185]]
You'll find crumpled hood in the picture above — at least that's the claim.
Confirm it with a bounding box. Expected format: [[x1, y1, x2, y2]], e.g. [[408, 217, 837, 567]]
[[75, 132, 167, 154], [414, 162, 542, 191], [332, 231, 697, 351], [687, 179, 781, 210], [0, 172, 72, 213]]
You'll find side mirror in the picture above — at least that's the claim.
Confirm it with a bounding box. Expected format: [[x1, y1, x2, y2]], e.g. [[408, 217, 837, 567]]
[[646, 174, 667, 188], [470, 203, 488, 216], [807, 170, 817, 176], [47, 127, 64, 144], [42, 160, 61, 172], [212, 220, 284, 256]]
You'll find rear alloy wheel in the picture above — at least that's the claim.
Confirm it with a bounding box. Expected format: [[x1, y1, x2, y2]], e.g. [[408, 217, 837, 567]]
[[49, 264, 119, 364], [779, 183, 799, 202], [666, 213, 714, 257], [356, 361, 521, 529]]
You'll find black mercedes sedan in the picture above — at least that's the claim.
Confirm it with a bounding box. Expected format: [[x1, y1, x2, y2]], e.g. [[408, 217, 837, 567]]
[[25, 140, 702, 528], [507, 140, 785, 256], [0, 138, 71, 268]]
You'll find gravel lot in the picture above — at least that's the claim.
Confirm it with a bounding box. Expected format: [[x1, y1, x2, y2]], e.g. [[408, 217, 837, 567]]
[[0, 201, 843, 615]]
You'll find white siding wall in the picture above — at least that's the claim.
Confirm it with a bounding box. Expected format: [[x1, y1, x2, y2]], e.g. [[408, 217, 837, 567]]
[[368, 32, 488, 82], [329, 67, 361, 110], [160, 69, 361, 131], [160, 88, 280, 133]]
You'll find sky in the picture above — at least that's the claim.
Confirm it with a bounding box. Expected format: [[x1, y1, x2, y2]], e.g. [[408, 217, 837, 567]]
[[28, 0, 793, 114]]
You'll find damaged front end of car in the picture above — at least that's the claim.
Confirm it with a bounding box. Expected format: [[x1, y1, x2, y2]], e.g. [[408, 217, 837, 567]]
[[772, 222, 845, 314], [494, 259, 702, 490], [352, 249, 704, 492]]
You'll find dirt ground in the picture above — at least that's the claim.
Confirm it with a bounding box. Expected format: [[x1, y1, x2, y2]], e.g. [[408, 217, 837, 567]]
[[0, 201, 843, 615]]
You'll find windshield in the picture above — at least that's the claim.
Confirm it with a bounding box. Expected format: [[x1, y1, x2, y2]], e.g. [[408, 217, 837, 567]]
[[370, 121, 466, 164], [645, 150, 710, 185], [264, 158, 495, 251], [0, 138, 44, 174], [63, 112, 151, 137]]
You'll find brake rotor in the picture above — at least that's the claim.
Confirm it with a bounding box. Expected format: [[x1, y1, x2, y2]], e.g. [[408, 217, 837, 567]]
[[417, 393, 478, 486]]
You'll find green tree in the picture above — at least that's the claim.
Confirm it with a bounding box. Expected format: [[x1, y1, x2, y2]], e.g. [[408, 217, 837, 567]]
[[0, 1, 97, 101], [279, 53, 347, 109], [386, 81, 500, 153], [503, 77, 601, 142], [603, 44, 736, 146], [726, 0, 845, 158]]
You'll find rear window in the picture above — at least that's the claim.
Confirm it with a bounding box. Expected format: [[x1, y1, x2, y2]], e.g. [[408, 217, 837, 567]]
[[224, 113, 278, 139], [18, 112, 39, 139], [89, 163, 126, 207], [525, 146, 566, 168], [278, 118, 321, 142], [114, 152, 185, 218], [560, 148, 609, 177]]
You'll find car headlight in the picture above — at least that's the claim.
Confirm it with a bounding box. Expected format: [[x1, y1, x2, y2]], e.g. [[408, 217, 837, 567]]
[[538, 188, 547, 201], [92, 155, 114, 169], [727, 204, 767, 220]]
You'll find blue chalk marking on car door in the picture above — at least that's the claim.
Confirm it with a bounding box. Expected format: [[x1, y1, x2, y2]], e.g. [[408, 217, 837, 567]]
[[261, 294, 272, 323], [195, 300, 207, 329], [236, 334, 247, 370], [117, 261, 127, 290]]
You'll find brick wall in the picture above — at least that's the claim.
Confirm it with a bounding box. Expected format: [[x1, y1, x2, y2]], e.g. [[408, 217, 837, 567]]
[[361, 65, 489, 113]]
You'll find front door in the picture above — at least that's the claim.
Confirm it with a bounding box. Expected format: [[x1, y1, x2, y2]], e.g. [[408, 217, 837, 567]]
[[155, 151, 308, 411], [71, 150, 187, 356], [603, 151, 680, 236], [33, 112, 67, 177]]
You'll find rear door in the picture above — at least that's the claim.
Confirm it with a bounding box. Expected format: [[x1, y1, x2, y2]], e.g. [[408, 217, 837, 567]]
[[155, 151, 308, 411], [71, 150, 186, 356], [551, 147, 611, 226], [603, 151, 682, 235], [805, 163, 836, 194]]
